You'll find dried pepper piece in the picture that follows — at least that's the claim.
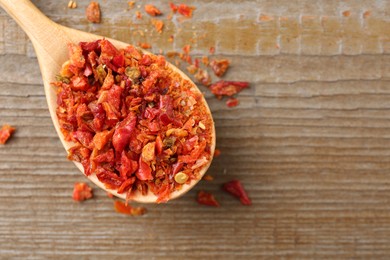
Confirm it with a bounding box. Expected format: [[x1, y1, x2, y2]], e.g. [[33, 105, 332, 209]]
[[197, 190, 220, 207], [114, 201, 146, 216], [213, 148, 221, 157], [0, 124, 15, 145], [138, 42, 152, 49], [202, 174, 214, 181], [226, 97, 239, 108], [144, 4, 162, 16], [86, 1, 101, 23], [209, 80, 249, 98], [151, 19, 164, 33], [54, 39, 213, 203], [210, 59, 230, 77], [177, 4, 195, 17], [222, 180, 251, 205], [72, 182, 93, 202], [135, 11, 142, 19]]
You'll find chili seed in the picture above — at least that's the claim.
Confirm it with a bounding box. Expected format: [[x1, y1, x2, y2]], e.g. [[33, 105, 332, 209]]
[[174, 172, 188, 184], [198, 121, 206, 130], [125, 66, 141, 80]]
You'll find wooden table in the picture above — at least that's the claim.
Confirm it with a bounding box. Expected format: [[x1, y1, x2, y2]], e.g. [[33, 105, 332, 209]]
[[1, 0, 389, 258]]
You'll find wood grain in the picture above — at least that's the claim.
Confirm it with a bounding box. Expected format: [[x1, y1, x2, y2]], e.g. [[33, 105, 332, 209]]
[[1, 0, 390, 259]]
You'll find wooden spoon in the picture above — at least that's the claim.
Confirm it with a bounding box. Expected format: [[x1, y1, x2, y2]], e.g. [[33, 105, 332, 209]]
[[0, 0, 215, 203]]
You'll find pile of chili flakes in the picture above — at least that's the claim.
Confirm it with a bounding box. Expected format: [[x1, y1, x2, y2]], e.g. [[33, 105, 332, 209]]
[[55, 39, 214, 203]]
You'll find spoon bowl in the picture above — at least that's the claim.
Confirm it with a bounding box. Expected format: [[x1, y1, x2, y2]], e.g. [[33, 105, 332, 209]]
[[0, 0, 215, 203]]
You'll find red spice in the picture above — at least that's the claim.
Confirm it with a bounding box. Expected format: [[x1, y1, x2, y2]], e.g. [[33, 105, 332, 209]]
[[194, 69, 211, 87], [151, 19, 164, 33], [363, 11, 371, 18], [210, 59, 230, 77], [213, 148, 221, 157], [209, 46, 215, 55], [128, 1, 135, 9], [135, 11, 142, 19], [202, 174, 214, 181], [168, 35, 174, 42], [107, 192, 114, 198], [86, 1, 101, 23], [169, 2, 178, 13], [145, 4, 162, 16], [72, 182, 93, 201], [177, 4, 195, 17], [54, 39, 213, 203], [114, 200, 146, 216], [342, 10, 351, 17], [138, 42, 152, 49], [222, 180, 251, 205], [0, 124, 15, 144], [209, 80, 249, 98], [197, 190, 219, 207], [226, 97, 239, 108], [182, 44, 191, 54]]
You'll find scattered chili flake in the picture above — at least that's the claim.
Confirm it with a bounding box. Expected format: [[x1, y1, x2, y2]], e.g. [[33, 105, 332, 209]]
[[210, 59, 230, 77], [259, 14, 273, 22], [213, 148, 221, 157], [114, 200, 146, 216], [168, 35, 174, 42], [144, 4, 162, 16], [186, 64, 198, 75], [169, 2, 178, 13], [177, 4, 195, 17], [0, 124, 15, 145], [226, 97, 239, 108], [209, 46, 215, 55], [135, 11, 142, 19], [202, 174, 214, 181], [194, 69, 211, 87], [222, 180, 251, 205], [201, 56, 209, 66], [54, 39, 214, 203], [151, 19, 164, 33], [128, 1, 135, 9], [86, 1, 101, 23], [107, 192, 114, 198], [342, 10, 351, 17], [197, 190, 219, 207], [209, 80, 249, 98], [363, 10, 371, 18], [182, 44, 191, 54], [138, 42, 152, 49], [72, 182, 93, 202]]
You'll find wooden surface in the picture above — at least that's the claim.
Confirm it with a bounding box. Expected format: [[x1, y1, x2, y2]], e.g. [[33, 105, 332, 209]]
[[1, 0, 390, 258]]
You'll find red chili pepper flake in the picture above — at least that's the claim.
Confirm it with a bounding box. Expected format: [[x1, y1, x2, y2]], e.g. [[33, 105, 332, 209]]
[[169, 2, 178, 13], [54, 39, 214, 203], [210, 59, 230, 77], [194, 69, 211, 87], [144, 4, 162, 16], [135, 11, 142, 19], [363, 10, 371, 18], [209, 46, 215, 55], [128, 1, 135, 9], [86, 1, 101, 23], [182, 44, 191, 54], [138, 42, 152, 49], [107, 192, 114, 198], [213, 148, 221, 157], [226, 97, 239, 108], [186, 64, 198, 75], [342, 10, 351, 17], [0, 124, 15, 145], [151, 19, 164, 33], [72, 182, 93, 202], [202, 174, 214, 181], [114, 200, 146, 216], [177, 4, 195, 17], [222, 180, 251, 206], [209, 80, 249, 98], [168, 35, 174, 42], [197, 190, 220, 207], [201, 56, 209, 66]]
